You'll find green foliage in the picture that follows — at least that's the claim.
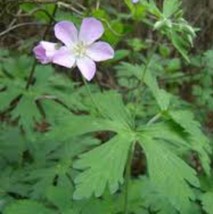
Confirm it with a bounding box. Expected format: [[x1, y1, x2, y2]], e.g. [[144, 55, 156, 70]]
[[139, 177, 177, 214], [128, 0, 197, 61], [139, 136, 199, 213], [0, 126, 25, 164], [169, 110, 211, 174], [125, 0, 147, 20], [201, 192, 213, 214], [20, 3, 56, 22], [192, 50, 213, 112], [0, 0, 212, 214], [92, 9, 124, 45], [3, 200, 54, 214], [73, 134, 133, 199]]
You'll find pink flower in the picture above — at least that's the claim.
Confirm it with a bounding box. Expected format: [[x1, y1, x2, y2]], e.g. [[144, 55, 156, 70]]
[[33, 41, 58, 64], [33, 18, 114, 81]]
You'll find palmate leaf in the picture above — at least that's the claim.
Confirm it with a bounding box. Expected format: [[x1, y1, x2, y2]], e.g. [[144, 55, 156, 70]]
[[138, 135, 200, 213], [169, 110, 212, 174], [14, 66, 66, 130], [73, 134, 134, 199], [29, 93, 135, 201], [0, 59, 53, 132], [49, 92, 135, 200], [47, 91, 134, 140]]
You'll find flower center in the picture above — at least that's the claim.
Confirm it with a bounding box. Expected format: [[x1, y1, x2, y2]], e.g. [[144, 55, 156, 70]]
[[73, 42, 87, 58]]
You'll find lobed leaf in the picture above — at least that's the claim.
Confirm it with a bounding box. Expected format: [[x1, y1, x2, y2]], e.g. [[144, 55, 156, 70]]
[[73, 134, 134, 199], [139, 135, 200, 213], [169, 110, 212, 174]]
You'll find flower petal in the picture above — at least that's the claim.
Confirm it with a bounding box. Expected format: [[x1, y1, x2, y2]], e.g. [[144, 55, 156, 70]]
[[54, 21, 78, 47], [52, 47, 76, 68], [86, 41, 114, 62], [76, 57, 96, 81], [33, 41, 58, 64], [79, 18, 104, 45]]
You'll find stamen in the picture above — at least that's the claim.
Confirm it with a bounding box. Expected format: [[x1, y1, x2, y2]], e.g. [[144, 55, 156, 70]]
[[73, 42, 87, 58]]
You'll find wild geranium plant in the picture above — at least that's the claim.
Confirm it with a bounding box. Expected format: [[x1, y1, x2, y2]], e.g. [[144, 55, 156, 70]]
[[0, 1, 212, 214], [33, 18, 114, 80]]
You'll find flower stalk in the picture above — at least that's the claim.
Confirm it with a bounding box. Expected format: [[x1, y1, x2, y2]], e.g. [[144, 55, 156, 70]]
[[25, 3, 58, 90]]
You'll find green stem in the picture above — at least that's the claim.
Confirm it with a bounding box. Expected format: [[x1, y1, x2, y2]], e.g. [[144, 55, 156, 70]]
[[25, 3, 58, 90], [146, 112, 161, 126], [132, 36, 162, 123], [82, 77, 103, 117], [132, 57, 153, 122], [124, 142, 135, 214]]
